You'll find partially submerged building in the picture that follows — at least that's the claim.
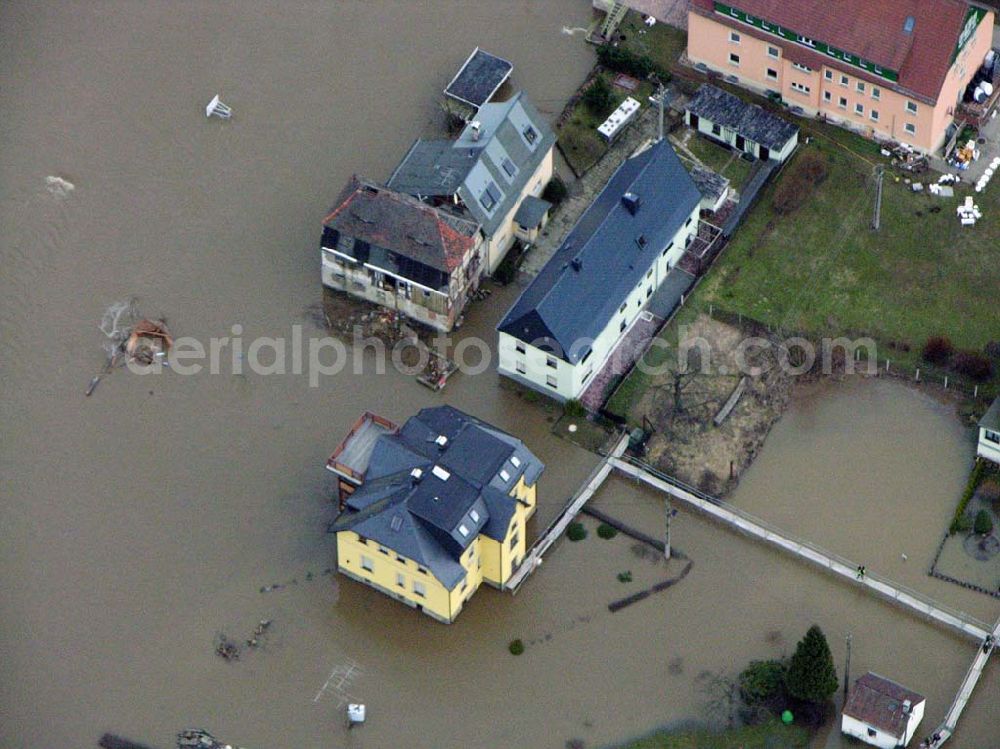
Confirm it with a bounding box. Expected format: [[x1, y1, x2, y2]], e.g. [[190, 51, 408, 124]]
[[977, 396, 1000, 465], [388, 91, 555, 275], [444, 47, 514, 109], [320, 176, 483, 332], [496, 140, 701, 402], [841, 672, 925, 748], [328, 406, 544, 623], [685, 84, 799, 162], [687, 0, 994, 153]]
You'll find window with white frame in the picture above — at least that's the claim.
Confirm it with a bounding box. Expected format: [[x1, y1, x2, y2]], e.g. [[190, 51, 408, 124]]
[[515, 361, 526, 374], [545, 374, 557, 388], [790, 82, 810, 94], [413, 580, 426, 597], [791, 62, 812, 73], [839, 96, 848, 108], [840, 74, 849, 86], [986, 429, 1000, 444], [797, 35, 815, 47], [515, 340, 526, 354], [396, 572, 405, 588], [546, 355, 557, 369], [906, 101, 918, 114], [824, 70, 833, 81], [855, 103, 864, 115], [361, 555, 374, 572], [856, 81, 865, 93], [729, 52, 740, 66], [870, 110, 879, 121], [767, 45, 779, 58], [766, 68, 778, 80], [729, 31, 740, 43], [904, 122, 916, 135], [871, 87, 880, 100]]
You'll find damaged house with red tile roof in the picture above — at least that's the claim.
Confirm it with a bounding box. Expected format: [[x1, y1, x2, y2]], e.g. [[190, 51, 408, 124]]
[[687, 0, 994, 153], [320, 176, 484, 331]]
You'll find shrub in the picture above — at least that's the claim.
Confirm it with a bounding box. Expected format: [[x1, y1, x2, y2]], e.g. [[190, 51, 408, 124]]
[[950, 461, 986, 534], [583, 75, 613, 115], [597, 523, 619, 539], [739, 659, 787, 705], [772, 153, 828, 215], [922, 336, 954, 365], [952, 350, 993, 382], [542, 175, 569, 206], [567, 522, 588, 541], [974, 509, 994, 535], [523, 390, 540, 404], [564, 399, 587, 418], [984, 340, 1000, 361], [953, 514, 973, 533], [508, 638, 525, 655], [596, 44, 655, 78], [980, 478, 1000, 504], [617, 570, 633, 583]]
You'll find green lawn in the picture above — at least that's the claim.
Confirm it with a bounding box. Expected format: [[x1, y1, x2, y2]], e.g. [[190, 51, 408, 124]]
[[617, 12, 687, 78], [617, 720, 810, 749], [682, 132, 754, 191], [697, 142, 1000, 354], [558, 79, 652, 175]]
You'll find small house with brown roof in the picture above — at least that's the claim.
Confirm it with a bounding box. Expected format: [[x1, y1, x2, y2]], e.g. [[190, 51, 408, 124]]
[[320, 176, 484, 331], [687, 0, 994, 153], [842, 672, 926, 748]]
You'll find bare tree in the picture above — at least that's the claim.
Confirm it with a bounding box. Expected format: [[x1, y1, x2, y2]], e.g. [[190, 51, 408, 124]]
[[697, 669, 742, 729]]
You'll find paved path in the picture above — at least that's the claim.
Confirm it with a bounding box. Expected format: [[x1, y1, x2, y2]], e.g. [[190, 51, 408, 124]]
[[610, 456, 993, 641]]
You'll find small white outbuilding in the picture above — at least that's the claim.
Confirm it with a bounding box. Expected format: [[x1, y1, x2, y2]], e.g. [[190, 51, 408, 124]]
[[842, 672, 925, 748]]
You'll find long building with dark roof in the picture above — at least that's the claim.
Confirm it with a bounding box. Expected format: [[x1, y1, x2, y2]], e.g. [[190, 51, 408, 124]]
[[687, 0, 994, 153], [329, 406, 544, 623], [496, 139, 702, 402]]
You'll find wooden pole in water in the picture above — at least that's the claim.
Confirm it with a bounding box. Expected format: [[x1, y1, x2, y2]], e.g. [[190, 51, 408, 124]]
[[664, 496, 672, 561], [843, 633, 852, 705]]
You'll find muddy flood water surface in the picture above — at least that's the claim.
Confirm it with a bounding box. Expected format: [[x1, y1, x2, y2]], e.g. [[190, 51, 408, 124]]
[[2, 3, 998, 749]]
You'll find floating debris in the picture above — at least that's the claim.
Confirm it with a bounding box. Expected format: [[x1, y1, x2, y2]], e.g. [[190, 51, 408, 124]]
[[215, 634, 240, 661], [178, 729, 245, 749], [89, 299, 174, 395], [205, 95, 232, 120], [45, 175, 74, 198], [98, 733, 157, 749]]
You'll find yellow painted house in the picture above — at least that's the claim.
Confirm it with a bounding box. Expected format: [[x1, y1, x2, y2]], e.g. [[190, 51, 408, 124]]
[[328, 406, 543, 623]]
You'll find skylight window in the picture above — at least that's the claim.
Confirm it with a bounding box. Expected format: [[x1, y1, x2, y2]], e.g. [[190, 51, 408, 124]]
[[432, 465, 451, 481], [458, 524, 470, 537], [470, 509, 480, 522], [435, 434, 448, 447], [522, 125, 537, 146], [501, 157, 518, 179], [499, 469, 511, 482], [511, 455, 521, 468], [479, 188, 496, 212]]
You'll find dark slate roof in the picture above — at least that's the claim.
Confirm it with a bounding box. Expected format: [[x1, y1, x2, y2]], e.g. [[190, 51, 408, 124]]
[[514, 195, 552, 230], [388, 92, 555, 238], [645, 268, 696, 320], [689, 165, 729, 203], [331, 406, 544, 590], [980, 396, 1000, 431], [843, 672, 925, 739], [322, 176, 479, 278], [498, 140, 702, 363], [686, 85, 799, 152], [444, 48, 514, 108]]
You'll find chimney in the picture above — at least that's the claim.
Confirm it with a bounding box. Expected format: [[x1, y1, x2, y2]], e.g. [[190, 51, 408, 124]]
[[470, 121, 482, 142], [622, 192, 641, 215]]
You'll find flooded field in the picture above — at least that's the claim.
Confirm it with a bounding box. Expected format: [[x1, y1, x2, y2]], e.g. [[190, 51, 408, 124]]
[[2, 3, 997, 749]]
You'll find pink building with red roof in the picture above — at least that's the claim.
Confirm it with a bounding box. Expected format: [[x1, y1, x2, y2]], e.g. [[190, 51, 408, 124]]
[[687, 0, 994, 153]]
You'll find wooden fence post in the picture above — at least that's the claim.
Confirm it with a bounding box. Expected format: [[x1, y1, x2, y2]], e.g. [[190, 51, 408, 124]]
[[944, 376, 949, 390], [915, 368, 920, 382]]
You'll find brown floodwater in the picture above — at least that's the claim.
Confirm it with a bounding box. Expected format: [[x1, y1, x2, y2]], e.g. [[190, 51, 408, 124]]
[[2, 3, 997, 748]]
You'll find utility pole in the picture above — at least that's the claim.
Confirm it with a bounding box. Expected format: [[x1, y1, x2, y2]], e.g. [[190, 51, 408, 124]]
[[843, 633, 852, 705], [658, 83, 666, 142]]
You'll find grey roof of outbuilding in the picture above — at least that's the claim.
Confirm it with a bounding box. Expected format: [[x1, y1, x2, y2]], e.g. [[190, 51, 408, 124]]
[[388, 92, 554, 238], [444, 48, 514, 108], [331, 406, 544, 590], [497, 140, 702, 363], [686, 85, 799, 152], [981, 396, 1000, 431], [514, 195, 552, 230], [689, 165, 730, 203]]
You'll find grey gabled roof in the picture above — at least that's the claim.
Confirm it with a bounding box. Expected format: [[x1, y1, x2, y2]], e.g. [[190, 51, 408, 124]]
[[980, 396, 1000, 432], [686, 84, 799, 152], [498, 140, 702, 364], [332, 406, 544, 591], [444, 48, 514, 108], [388, 91, 555, 239], [689, 164, 730, 203], [514, 195, 552, 230]]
